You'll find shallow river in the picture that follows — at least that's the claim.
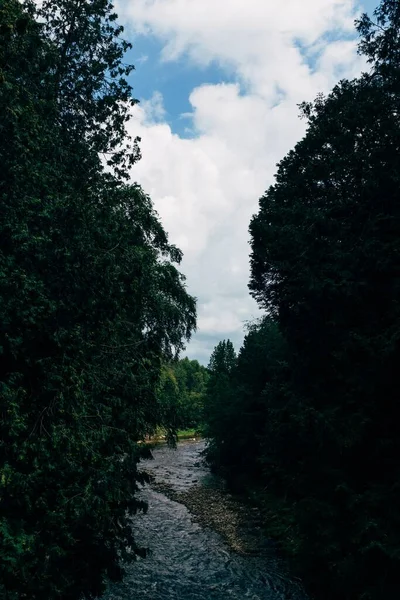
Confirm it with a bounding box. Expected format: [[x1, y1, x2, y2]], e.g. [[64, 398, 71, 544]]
[[102, 440, 308, 600]]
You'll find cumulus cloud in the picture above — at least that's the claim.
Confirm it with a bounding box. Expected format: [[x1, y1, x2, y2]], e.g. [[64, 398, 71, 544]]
[[116, 0, 367, 362]]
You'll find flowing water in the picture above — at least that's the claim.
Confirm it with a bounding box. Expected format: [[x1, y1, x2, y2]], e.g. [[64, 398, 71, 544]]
[[102, 440, 308, 600]]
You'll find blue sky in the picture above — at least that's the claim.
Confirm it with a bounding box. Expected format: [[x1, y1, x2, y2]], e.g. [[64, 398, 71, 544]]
[[116, 0, 380, 364], [127, 39, 232, 137], [126, 0, 378, 136]]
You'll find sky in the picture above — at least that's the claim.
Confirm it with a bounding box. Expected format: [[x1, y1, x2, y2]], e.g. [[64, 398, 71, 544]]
[[115, 0, 379, 364]]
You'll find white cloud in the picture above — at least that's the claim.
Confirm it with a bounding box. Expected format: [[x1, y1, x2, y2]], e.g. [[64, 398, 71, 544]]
[[117, 0, 367, 362], [140, 91, 167, 122]]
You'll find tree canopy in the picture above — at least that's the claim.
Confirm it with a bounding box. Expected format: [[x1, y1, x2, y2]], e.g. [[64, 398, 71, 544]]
[[157, 358, 209, 435], [204, 1, 400, 598], [0, 1, 196, 598]]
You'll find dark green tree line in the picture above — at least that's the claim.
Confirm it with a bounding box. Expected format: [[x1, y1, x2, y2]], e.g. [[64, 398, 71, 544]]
[[204, 2, 400, 598], [203, 324, 289, 484], [0, 1, 196, 598], [203, 340, 238, 471]]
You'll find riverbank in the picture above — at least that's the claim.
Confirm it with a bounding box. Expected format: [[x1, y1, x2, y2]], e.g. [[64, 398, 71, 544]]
[[150, 477, 270, 556], [144, 441, 289, 560], [103, 439, 308, 599], [143, 428, 202, 443], [120, 439, 308, 600]]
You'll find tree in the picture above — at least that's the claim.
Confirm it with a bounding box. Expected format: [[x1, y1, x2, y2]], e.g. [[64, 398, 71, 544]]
[[38, 0, 142, 178], [207, 339, 237, 375], [233, 318, 289, 481], [248, 2, 400, 595], [202, 321, 289, 487], [203, 340, 238, 469], [357, 0, 400, 84], [173, 358, 209, 428], [0, 1, 196, 598], [157, 366, 182, 438], [156, 358, 209, 433]]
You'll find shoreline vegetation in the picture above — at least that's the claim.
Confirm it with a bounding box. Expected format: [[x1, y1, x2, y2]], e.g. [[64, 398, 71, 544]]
[[0, 1, 197, 598], [141, 429, 203, 444], [200, 4, 400, 599]]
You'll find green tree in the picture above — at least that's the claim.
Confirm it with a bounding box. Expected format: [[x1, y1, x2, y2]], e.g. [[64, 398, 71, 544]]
[[0, 1, 196, 598], [248, 2, 400, 597], [357, 0, 400, 84], [38, 0, 141, 178], [233, 318, 289, 482], [207, 339, 237, 374], [203, 340, 238, 469], [156, 358, 209, 432], [202, 321, 289, 487], [157, 366, 182, 437], [173, 358, 209, 428]]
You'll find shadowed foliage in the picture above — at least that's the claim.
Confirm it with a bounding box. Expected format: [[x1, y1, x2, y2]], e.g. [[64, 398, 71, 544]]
[[204, 2, 400, 598], [0, 1, 196, 598]]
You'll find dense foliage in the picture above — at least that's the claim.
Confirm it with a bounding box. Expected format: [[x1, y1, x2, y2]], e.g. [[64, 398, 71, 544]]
[[203, 340, 237, 469], [157, 358, 209, 433], [0, 1, 196, 598], [204, 2, 400, 599]]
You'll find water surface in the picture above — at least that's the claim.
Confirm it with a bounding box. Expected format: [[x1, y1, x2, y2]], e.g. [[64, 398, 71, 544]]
[[102, 440, 307, 600]]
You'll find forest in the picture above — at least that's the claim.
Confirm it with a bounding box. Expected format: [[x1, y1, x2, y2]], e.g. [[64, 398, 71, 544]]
[[203, 2, 400, 599], [157, 358, 209, 437], [0, 0, 399, 599], [0, 1, 196, 597]]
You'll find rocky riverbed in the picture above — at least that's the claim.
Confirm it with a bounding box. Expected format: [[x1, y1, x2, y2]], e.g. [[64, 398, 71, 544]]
[[101, 440, 307, 600], [149, 477, 270, 556]]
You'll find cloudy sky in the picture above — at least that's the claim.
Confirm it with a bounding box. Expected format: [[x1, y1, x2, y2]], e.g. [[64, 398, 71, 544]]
[[115, 0, 378, 364]]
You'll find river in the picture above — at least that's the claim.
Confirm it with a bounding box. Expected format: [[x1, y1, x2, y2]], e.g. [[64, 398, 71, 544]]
[[102, 440, 308, 600]]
